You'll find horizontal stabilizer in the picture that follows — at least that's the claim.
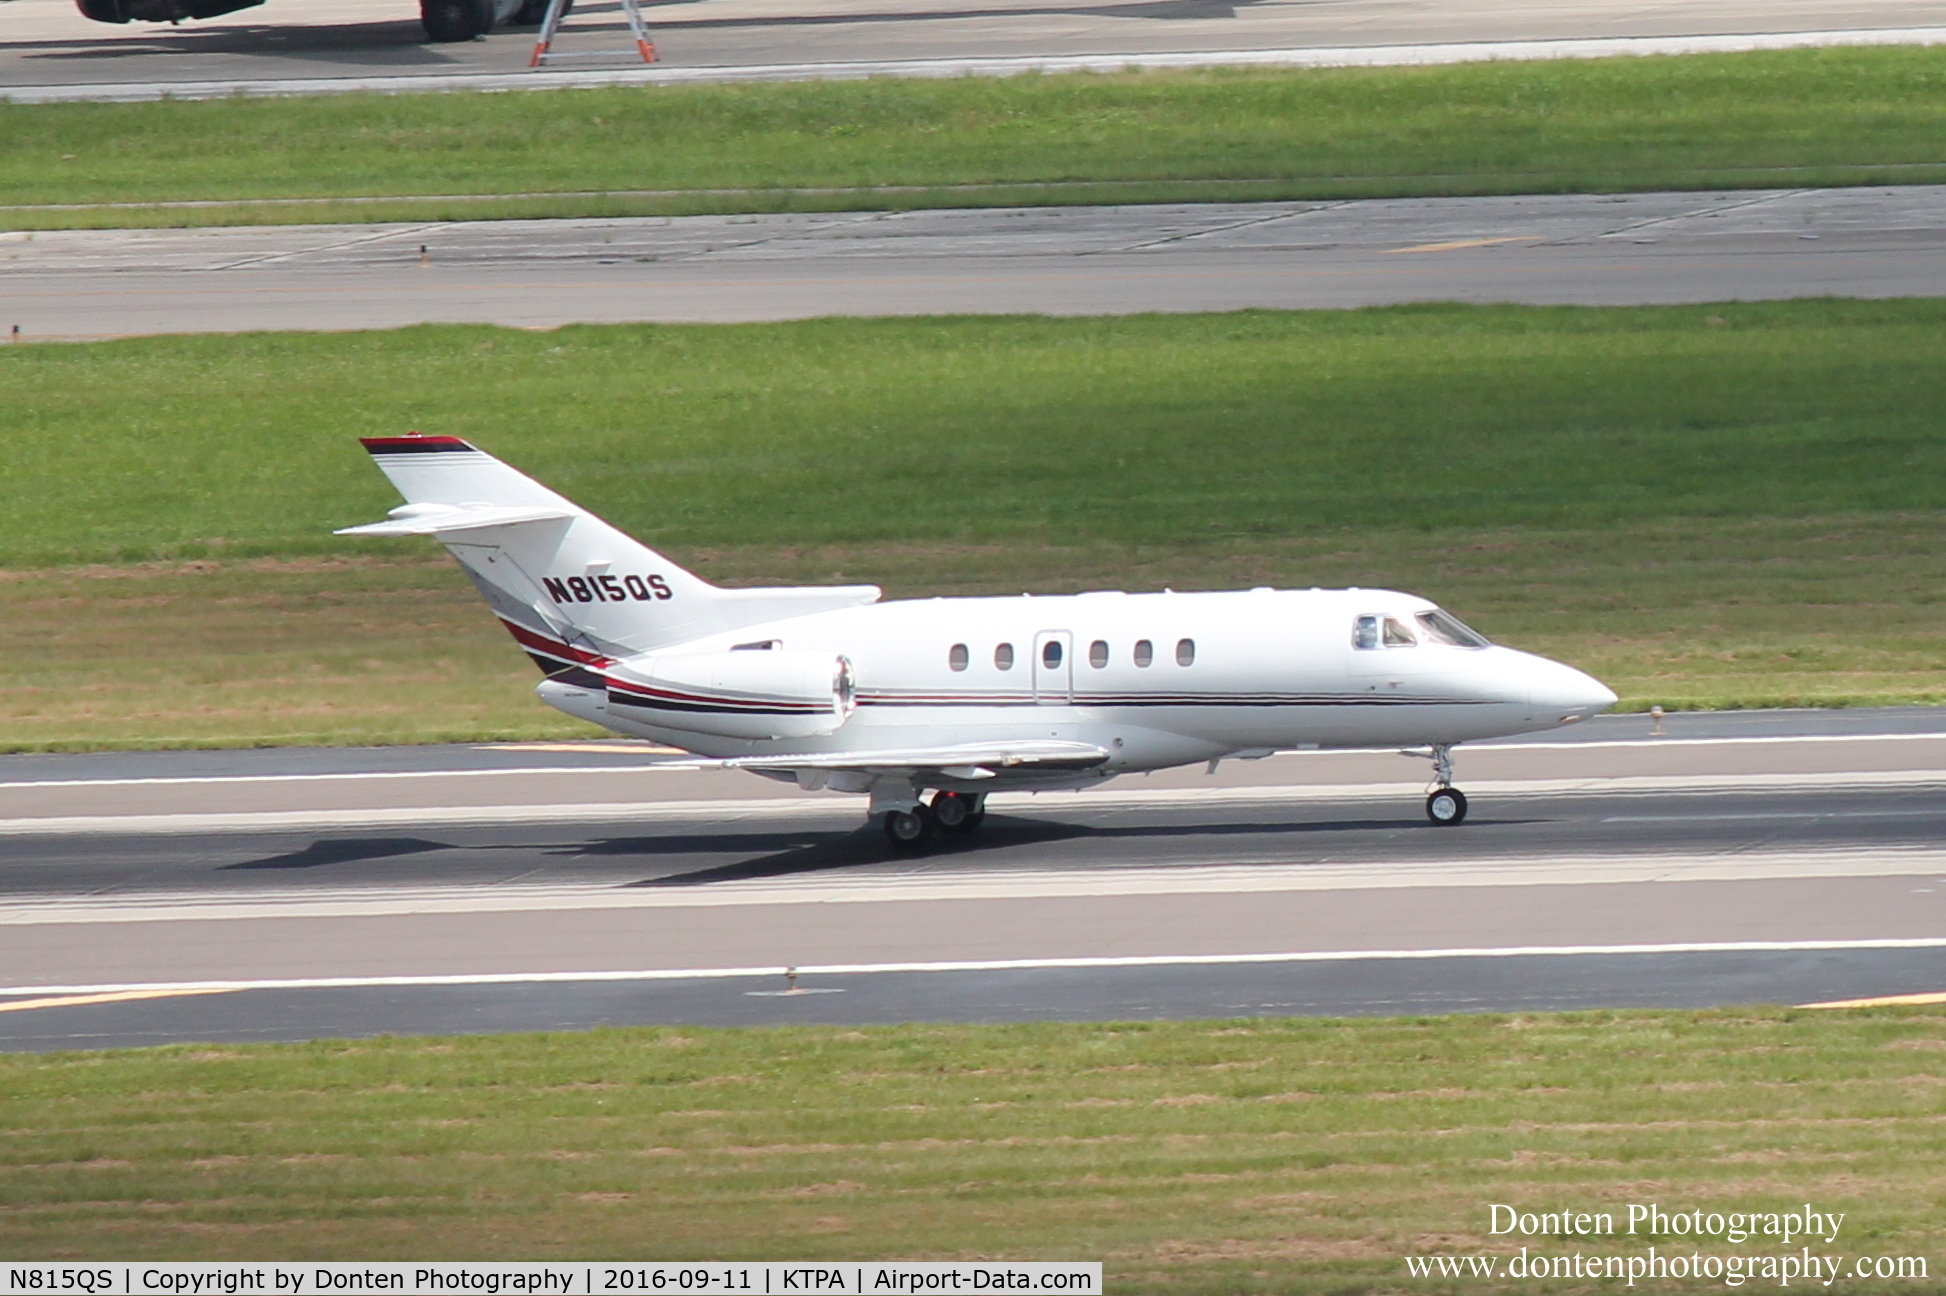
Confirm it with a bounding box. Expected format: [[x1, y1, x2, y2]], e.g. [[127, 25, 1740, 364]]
[[334, 503, 575, 537], [675, 739, 1111, 776]]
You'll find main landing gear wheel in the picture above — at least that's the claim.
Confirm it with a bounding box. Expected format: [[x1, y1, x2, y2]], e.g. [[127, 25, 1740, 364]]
[[1426, 787, 1469, 826], [883, 806, 937, 853], [421, 0, 493, 41], [929, 790, 986, 834], [510, 0, 565, 24]]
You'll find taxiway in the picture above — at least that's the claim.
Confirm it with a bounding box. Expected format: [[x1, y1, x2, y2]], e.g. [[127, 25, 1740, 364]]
[[6, 186, 1945, 338], [4, 0, 1941, 96]]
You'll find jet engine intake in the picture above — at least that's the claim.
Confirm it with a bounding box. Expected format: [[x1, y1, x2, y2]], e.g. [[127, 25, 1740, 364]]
[[605, 650, 855, 741]]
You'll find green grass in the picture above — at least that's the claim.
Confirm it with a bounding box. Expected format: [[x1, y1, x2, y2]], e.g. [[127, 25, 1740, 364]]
[[4, 47, 1946, 228], [5, 300, 1946, 747], [3, 1009, 1944, 1290], [7, 302, 1945, 566]]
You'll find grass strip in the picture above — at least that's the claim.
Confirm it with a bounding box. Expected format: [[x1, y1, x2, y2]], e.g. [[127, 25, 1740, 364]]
[[5, 299, 1946, 745], [3, 47, 1946, 229], [2, 1008, 1943, 1289]]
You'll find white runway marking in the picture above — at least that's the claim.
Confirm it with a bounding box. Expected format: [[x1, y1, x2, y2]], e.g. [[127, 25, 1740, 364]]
[[1603, 809, 1946, 823], [1, 729, 1941, 792], [1, 768, 1940, 836], [3, 846, 1942, 926], [0, 763, 683, 791], [9, 27, 1946, 104], [6, 937, 1945, 1000]]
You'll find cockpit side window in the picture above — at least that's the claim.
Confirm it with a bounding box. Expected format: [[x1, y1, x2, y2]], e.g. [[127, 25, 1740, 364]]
[[1382, 617, 1417, 647], [1352, 615, 1380, 650], [1415, 609, 1492, 648]]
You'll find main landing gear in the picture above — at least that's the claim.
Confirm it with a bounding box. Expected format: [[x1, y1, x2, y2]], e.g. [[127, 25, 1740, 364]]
[[1424, 743, 1469, 827], [421, 0, 493, 41], [882, 791, 987, 852]]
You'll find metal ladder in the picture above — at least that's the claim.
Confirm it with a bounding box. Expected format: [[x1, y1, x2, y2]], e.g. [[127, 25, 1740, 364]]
[[529, 0, 657, 68]]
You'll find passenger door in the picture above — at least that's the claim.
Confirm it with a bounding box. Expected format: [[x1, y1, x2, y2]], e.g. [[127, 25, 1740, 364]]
[[1033, 630, 1073, 704]]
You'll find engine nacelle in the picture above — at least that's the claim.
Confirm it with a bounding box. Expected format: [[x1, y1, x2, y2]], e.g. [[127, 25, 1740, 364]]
[[604, 649, 854, 741], [77, 0, 263, 22]]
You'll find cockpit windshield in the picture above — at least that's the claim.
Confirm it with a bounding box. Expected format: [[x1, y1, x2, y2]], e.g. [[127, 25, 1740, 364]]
[[1415, 609, 1492, 648]]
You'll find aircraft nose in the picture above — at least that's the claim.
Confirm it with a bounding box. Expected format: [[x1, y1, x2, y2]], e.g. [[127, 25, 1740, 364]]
[[1527, 657, 1618, 722]]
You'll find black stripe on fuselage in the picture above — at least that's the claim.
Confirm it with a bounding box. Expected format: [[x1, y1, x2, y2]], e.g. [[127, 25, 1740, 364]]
[[608, 691, 827, 717]]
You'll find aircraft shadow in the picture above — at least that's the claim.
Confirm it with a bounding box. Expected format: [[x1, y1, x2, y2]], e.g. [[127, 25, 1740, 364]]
[[614, 811, 1530, 887], [223, 835, 452, 870], [17, 21, 464, 66]]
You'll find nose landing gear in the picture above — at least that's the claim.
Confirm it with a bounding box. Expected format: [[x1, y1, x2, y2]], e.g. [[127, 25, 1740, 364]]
[[1423, 743, 1469, 826]]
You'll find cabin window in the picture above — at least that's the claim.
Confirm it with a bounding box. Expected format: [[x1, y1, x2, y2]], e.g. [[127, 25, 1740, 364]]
[[1352, 615, 1380, 650], [1133, 639, 1154, 668], [994, 643, 1015, 671], [1382, 617, 1417, 647], [1089, 640, 1109, 668], [1042, 639, 1064, 669], [1416, 609, 1492, 648], [948, 643, 970, 671], [1176, 638, 1196, 667]]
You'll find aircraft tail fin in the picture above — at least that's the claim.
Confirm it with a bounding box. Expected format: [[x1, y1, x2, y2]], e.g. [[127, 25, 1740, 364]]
[[337, 435, 879, 671]]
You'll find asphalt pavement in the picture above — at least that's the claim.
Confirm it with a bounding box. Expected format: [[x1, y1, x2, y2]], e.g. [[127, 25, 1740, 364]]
[[7, 187, 1945, 338], [4, 0, 1940, 95], [2, 709, 1944, 1049]]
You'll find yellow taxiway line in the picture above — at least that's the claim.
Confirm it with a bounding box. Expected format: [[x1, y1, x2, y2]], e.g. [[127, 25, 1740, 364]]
[[1799, 990, 1946, 1009], [0, 987, 236, 1015], [1386, 236, 1547, 254]]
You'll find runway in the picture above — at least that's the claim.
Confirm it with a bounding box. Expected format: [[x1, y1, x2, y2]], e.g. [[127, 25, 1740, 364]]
[[3, 0, 1941, 97], [4, 708, 1945, 1050], [7, 186, 1945, 338]]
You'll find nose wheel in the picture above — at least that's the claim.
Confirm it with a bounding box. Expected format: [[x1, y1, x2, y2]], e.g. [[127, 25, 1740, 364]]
[[1426, 786, 1468, 825]]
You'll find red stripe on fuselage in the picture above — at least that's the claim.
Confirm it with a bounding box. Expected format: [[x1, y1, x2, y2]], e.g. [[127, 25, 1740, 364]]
[[498, 618, 612, 668]]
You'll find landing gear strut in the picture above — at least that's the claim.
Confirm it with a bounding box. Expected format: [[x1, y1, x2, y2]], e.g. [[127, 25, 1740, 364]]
[[1424, 743, 1468, 826]]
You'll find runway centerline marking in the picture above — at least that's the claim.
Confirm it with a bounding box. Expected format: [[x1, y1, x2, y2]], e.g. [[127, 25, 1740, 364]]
[[7, 938, 1946, 1000]]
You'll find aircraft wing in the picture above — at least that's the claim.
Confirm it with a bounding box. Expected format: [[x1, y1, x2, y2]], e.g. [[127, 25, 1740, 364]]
[[678, 740, 1111, 779]]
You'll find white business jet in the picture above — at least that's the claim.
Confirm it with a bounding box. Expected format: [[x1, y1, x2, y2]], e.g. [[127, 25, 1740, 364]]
[[340, 435, 1616, 850]]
